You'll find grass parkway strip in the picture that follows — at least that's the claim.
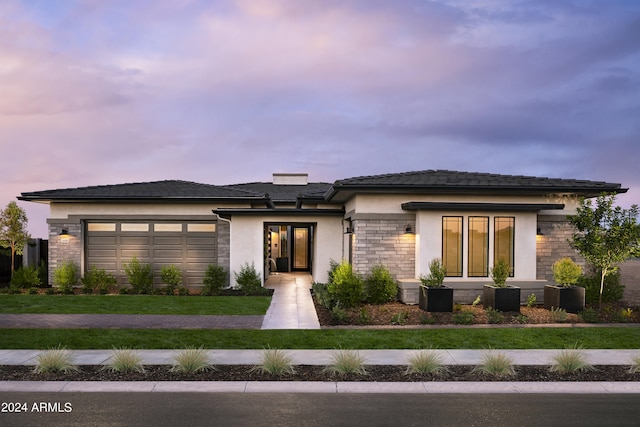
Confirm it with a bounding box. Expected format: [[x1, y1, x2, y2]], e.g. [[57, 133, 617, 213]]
[[1, 327, 639, 350]]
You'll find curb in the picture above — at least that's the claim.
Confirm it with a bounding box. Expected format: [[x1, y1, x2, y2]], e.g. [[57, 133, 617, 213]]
[[2, 381, 640, 394]]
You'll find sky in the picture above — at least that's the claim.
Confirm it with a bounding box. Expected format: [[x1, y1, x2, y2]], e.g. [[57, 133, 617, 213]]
[[1, 0, 639, 239]]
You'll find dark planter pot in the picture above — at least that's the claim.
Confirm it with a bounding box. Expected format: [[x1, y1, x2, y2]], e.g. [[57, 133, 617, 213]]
[[483, 285, 521, 312], [543, 285, 585, 314], [275, 257, 289, 272], [419, 286, 453, 312]]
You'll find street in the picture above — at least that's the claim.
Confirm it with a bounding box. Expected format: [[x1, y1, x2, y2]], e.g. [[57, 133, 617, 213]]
[[2, 392, 639, 426]]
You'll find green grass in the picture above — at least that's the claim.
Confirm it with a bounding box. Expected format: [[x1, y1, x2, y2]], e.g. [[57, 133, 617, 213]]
[[1, 327, 639, 350], [0, 294, 271, 315]]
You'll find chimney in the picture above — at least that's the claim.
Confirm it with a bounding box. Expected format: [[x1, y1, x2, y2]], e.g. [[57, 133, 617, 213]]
[[272, 173, 308, 186]]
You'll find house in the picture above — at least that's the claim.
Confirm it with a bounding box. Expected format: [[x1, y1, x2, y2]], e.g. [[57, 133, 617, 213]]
[[19, 170, 626, 302]]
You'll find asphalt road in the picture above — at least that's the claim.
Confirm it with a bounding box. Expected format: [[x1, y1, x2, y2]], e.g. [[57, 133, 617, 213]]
[[2, 393, 640, 426]]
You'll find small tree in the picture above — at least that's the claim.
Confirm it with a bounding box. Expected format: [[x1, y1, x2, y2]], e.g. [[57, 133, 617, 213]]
[[0, 202, 31, 278], [569, 193, 640, 308], [123, 255, 154, 294]]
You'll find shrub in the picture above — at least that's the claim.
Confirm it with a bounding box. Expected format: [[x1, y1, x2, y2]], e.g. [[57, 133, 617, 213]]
[[330, 305, 348, 324], [327, 261, 364, 309], [252, 348, 296, 376], [405, 350, 448, 375], [526, 293, 537, 308], [81, 265, 117, 295], [419, 258, 446, 288], [102, 348, 145, 373], [550, 306, 568, 323], [123, 255, 154, 294], [202, 264, 227, 296], [327, 259, 339, 284], [453, 311, 474, 325], [550, 347, 593, 374], [9, 266, 41, 288], [365, 264, 397, 304], [357, 307, 371, 325], [552, 257, 582, 287], [37, 260, 48, 287], [391, 311, 408, 325], [312, 282, 334, 309], [629, 354, 640, 374], [577, 270, 624, 304], [235, 262, 265, 295], [473, 351, 515, 378], [579, 307, 601, 323], [485, 307, 504, 324], [490, 259, 510, 287], [160, 264, 182, 295], [323, 350, 367, 376], [171, 347, 213, 373], [34, 345, 79, 374], [53, 260, 79, 294]]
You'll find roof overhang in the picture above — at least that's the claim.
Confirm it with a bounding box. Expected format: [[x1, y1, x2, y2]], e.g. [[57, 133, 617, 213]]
[[401, 202, 566, 212]]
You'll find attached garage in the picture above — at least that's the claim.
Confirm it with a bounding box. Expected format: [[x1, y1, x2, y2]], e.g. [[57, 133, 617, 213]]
[[85, 220, 218, 287]]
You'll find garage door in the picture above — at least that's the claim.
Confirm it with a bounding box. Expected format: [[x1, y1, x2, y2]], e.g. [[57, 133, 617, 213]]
[[85, 221, 217, 287]]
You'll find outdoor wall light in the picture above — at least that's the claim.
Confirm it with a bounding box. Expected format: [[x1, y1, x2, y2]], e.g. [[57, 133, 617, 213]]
[[404, 224, 415, 235], [344, 226, 354, 235], [59, 228, 69, 236], [536, 227, 544, 236]]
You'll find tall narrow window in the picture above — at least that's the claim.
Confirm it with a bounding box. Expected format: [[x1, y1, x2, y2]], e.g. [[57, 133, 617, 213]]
[[442, 217, 463, 277], [468, 217, 489, 277], [494, 217, 515, 276]]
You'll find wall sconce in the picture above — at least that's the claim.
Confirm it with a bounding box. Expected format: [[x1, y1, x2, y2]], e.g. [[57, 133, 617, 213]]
[[536, 227, 544, 236], [404, 224, 415, 235], [344, 226, 354, 235], [59, 228, 69, 236]]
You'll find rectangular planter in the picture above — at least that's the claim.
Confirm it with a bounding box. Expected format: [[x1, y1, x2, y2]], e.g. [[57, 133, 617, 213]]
[[419, 286, 454, 312], [483, 285, 521, 312], [543, 285, 585, 314]]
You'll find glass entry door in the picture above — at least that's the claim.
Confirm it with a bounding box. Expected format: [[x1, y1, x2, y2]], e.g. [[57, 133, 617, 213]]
[[292, 227, 310, 271]]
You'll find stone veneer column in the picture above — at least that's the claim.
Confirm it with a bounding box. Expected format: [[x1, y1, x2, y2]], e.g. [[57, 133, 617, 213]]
[[536, 215, 585, 281], [216, 220, 231, 286], [351, 217, 416, 280], [47, 220, 83, 286]]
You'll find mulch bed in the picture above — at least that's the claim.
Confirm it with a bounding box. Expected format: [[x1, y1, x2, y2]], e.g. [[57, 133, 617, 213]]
[[2, 365, 639, 382]]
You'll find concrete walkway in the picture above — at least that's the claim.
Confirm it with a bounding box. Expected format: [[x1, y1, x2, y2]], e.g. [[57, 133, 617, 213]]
[[261, 273, 320, 329]]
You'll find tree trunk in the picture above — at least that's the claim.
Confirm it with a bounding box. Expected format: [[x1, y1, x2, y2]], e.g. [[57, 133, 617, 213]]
[[10, 241, 15, 278], [599, 267, 608, 309]]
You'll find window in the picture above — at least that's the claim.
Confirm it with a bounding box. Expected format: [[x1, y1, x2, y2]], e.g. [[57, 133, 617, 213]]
[[121, 223, 149, 232], [87, 223, 116, 232], [187, 224, 216, 232], [468, 217, 488, 277], [154, 223, 182, 232], [442, 217, 462, 277], [494, 217, 515, 277]]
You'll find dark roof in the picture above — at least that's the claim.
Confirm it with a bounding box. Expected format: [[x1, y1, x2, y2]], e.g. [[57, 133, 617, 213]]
[[19, 180, 266, 202], [401, 202, 566, 212], [19, 170, 626, 205], [327, 170, 625, 201], [222, 182, 332, 203]]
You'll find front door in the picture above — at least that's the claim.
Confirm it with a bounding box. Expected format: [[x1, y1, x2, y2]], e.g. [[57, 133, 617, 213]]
[[292, 226, 311, 271]]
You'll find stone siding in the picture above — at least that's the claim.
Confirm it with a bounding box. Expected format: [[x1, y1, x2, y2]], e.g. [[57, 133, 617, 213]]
[[216, 220, 231, 286], [351, 218, 415, 280], [621, 259, 640, 306], [536, 215, 585, 281], [47, 221, 83, 286]]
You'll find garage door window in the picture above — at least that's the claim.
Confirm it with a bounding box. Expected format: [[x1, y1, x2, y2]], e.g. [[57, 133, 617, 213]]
[[187, 224, 216, 232], [87, 223, 116, 232], [121, 223, 149, 232], [154, 224, 182, 232]]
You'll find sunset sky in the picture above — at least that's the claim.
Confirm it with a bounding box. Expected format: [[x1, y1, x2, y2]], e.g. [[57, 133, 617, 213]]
[[2, 0, 639, 238]]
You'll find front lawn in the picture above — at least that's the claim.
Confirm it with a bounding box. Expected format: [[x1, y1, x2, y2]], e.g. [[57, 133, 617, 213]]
[[0, 294, 271, 315], [1, 327, 639, 349]]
